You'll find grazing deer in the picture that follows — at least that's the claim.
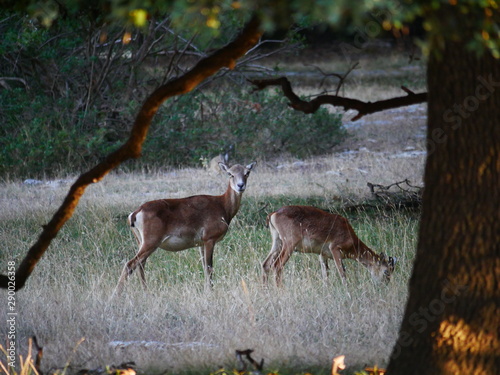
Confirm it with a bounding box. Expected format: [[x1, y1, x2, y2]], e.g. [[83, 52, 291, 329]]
[[115, 162, 256, 294], [262, 205, 396, 286]]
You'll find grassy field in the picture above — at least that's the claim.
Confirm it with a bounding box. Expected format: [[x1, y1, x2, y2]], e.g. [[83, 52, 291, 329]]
[[1, 43, 426, 375]]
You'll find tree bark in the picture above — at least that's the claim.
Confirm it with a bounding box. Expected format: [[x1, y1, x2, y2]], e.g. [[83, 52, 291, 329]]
[[387, 28, 500, 375]]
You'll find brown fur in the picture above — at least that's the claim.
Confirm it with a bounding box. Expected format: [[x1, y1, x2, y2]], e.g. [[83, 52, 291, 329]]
[[262, 205, 396, 285], [115, 162, 256, 295]]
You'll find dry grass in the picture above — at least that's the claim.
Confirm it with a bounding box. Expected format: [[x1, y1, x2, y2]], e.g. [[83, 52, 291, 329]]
[[0, 43, 427, 375], [0, 154, 424, 375]]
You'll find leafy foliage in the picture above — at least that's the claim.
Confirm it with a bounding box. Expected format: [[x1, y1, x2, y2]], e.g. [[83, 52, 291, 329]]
[[143, 89, 345, 168], [0, 84, 345, 178], [8, 1, 499, 58], [2, 1, 496, 179], [1, 9, 334, 179]]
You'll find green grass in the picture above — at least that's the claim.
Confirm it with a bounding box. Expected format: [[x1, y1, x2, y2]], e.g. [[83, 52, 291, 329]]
[[0, 167, 420, 374], [0, 40, 427, 374]]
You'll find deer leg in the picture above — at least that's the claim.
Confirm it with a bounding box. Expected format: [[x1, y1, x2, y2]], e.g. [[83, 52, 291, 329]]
[[201, 240, 215, 288], [261, 249, 278, 284], [271, 242, 294, 287], [138, 257, 149, 290], [262, 233, 282, 284], [116, 243, 157, 294], [330, 245, 346, 279], [319, 253, 329, 279], [262, 219, 283, 284]]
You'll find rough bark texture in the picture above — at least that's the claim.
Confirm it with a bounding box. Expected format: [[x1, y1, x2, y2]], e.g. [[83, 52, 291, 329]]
[[0, 16, 263, 291], [387, 31, 500, 375]]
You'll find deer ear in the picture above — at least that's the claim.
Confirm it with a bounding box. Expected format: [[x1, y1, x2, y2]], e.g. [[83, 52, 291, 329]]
[[218, 162, 230, 174], [246, 161, 256, 171]]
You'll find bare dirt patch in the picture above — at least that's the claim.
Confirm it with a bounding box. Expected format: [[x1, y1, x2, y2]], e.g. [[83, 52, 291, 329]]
[[254, 41, 427, 192]]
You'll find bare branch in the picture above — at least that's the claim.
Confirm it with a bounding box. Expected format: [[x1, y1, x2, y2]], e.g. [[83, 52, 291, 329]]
[[160, 31, 200, 86], [304, 61, 359, 95], [0, 76, 29, 90], [401, 85, 416, 95], [367, 179, 423, 209], [235, 349, 264, 373], [0, 15, 263, 291], [249, 76, 427, 121], [177, 34, 303, 94], [333, 62, 359, 95]]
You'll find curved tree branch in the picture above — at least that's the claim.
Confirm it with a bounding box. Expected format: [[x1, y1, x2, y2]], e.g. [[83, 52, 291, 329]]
[[249, 77, 427, 121], [0, 15, 263, 291]]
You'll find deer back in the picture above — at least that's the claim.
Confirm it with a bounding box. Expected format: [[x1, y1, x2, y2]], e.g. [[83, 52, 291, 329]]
[[131, 194, 231, 243], [271, 206, 374, 257]]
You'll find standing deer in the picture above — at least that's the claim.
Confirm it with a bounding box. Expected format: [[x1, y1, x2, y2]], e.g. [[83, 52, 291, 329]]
[[115, 162, 256, 294], [262, 205, 396, 286]]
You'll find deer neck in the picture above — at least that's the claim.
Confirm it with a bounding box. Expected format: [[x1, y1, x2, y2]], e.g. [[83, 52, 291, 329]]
[[221, 183, 243, 222], [356, 243, 379, 268]]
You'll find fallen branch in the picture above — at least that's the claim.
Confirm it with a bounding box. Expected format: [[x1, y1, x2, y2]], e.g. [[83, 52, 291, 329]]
[[367, 179, 423, 209], [235, 349, 264, 373], [249, 76, 427, 121], [0, 15, 263, 291], [0, 76, 29, 90], [342, 179, 423, 213]]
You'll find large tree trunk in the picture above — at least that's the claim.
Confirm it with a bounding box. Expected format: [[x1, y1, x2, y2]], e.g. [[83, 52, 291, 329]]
[[387, 28, 500, 375]]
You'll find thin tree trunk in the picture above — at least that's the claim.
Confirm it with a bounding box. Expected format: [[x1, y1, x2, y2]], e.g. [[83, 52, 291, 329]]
[[387, 31, 500, 375]]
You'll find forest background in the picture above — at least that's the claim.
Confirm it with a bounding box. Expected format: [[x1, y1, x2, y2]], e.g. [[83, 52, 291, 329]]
[[1, 2, 498, 375], [0, 6, 426, 374]]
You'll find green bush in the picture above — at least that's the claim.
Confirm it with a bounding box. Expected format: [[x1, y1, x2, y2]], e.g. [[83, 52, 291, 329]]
[[140, 88, 346, 167], [0, 11, 346, 179], [0, 89, 123, 178], [1, 85, 345, 178]]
